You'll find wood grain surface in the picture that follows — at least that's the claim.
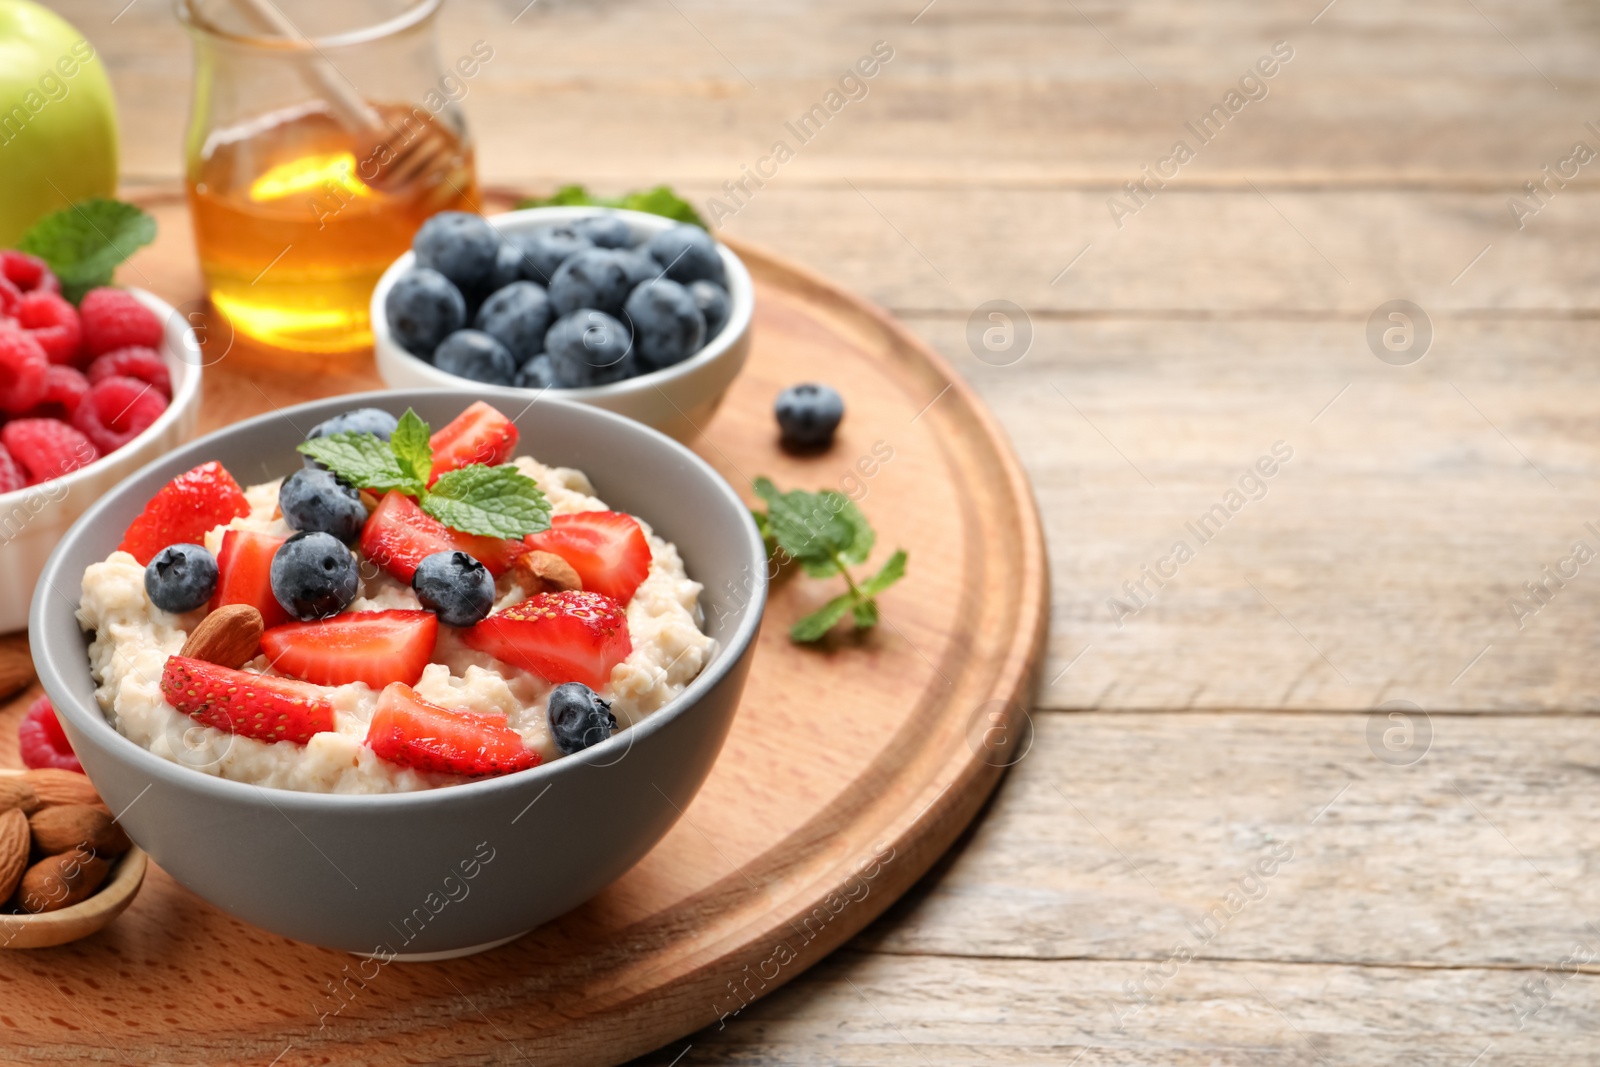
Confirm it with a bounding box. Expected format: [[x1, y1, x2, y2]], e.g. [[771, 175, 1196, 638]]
[[27, 0, 1600, 1062]]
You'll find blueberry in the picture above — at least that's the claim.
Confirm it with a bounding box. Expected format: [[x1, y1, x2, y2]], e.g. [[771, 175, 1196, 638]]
[[545, 310, 636, 387], [433, 329, 518, 386], [412, 550, 495, 626], [689, 280, 731, 340], [514, 353, 555, 389], [279, 468, 366, 543], [775, 383, 845, 450], [487, 239, 525, 291], [144, 543, 217, 614], [474, 281, 552, 364], [646, 225, 725, 286], [624, 279, 706, 370], [548, 249, 635, 317], [307, 407, 399, 442], [547, 682, 618, 755], [518, 225, 593, 285], [574, 214, 634, 249], [614, 248, 660, 287], [385, 267, 465, 358], [271, 532, 359, 621], [413, 212, 500, 293]]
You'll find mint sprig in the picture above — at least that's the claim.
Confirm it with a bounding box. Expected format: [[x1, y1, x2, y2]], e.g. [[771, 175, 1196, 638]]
[[517, 184, 707, 228], [18, 199, 157, 303], [752, 477, 907, 643], [298, 408, 550, 539]]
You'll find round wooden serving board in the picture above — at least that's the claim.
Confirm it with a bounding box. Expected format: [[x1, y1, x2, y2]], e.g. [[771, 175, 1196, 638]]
[[0, 189, 1047, 1065]]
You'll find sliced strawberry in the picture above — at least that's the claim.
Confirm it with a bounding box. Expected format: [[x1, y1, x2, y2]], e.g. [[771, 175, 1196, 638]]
[[359, 489, 522, 582], [261, 610, 438, 689], [463, 590, 631, 689], [366, 682, 538, 777], [211, 528, 291, 628], [18, 696, 82, 773], [524, 511, 652, 604], [160, 655, 335, 744], [428, 400, 518, 484], [119, 461, 250, 565]]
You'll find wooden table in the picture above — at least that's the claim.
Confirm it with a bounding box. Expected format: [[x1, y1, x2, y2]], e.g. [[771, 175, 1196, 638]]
[[59, 0, 1600, 1061]]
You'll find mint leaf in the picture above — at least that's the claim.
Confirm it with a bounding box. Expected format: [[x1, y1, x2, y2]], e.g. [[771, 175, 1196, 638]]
[[18, 199, 157, 303], [425, 464, 551, 538], [859, 549, 908, 597], [851, 597, 879, 628], [764, 487, 857, 572], [390, 409, 433, 489], [790, 591, 855, 643], [297, 432, 413, 493], [618, 186, 707, 228], [517, 183, 707, 229]]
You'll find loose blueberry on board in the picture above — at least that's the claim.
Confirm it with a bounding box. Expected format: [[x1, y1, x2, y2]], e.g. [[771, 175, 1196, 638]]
[[548, 249, 635, 317], [547, 682, 619, 755], [307, 407, 399, 442], [144, 543, 218, 614], [412, 550, 496, 626], [413, 212, 501, 293], [689, 280, 731, 340], [614, 248, 660, 287], [574, 214, 635, 249], [625, 278, 706, 370], [545, 310, 636, 387], [271, 531, 360, 621], [519, 225, 594, 285], [514, 353, 555, 389], [474, 280, 552, 364], [385, 267, 465, 358], [433, 329, 518, 386], [279, 467, 367, 544], [647, 225, 726, 286], [775, 382, 845, 450]]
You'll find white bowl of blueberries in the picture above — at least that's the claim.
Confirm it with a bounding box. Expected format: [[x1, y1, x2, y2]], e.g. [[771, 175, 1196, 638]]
[[372, 207, 753, 443]]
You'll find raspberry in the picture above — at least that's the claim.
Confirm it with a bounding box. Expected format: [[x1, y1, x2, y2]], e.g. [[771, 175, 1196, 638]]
[[1, 418, 98, 484], [32, 364, 90, 420], [0, 329, 49, 415], [0, 444, 24, 493], [0, 276, 20, 318], [0, 251, 58, 295], [79, 287, 162, 357], [73, 374, 168, 453], [88, 345, 170, 397], [17, 696, 82, 773], [15, 290, 82, 365]]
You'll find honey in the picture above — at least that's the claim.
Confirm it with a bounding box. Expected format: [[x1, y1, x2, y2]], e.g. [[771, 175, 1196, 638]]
[[186, 102, 477, 354]]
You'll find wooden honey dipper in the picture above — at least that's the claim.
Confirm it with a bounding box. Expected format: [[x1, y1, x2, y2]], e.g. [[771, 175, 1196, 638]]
[[228, 0, 460, 194]]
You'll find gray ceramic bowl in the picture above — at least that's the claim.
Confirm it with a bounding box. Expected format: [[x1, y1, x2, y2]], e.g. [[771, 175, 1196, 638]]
[[30, 388, 766, 958]]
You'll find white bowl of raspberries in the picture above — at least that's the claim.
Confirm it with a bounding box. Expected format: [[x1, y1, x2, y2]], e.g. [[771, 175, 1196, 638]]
[[0, 252, 201, 632], [371, 207, 753, 444]]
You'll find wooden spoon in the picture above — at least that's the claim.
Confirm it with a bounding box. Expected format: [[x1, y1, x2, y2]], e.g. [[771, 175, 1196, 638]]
[[0, 770, 147, 950], [228, 0, 461, 196]]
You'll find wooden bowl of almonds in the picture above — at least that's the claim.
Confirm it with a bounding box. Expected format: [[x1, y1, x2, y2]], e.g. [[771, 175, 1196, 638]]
[[0, 768, 147, 949]]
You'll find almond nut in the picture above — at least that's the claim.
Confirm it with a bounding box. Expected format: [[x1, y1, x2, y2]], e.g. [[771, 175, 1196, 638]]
[[0, 778, 39, 816], [28, 805, 130, 857], [17, 851, 110, 913], [512, 550, 582, 594], [23, 769, 102, 809], [0, 636, 33, 702], [359, 490, 381, 515], [180, 604, 264, 670], [0, 808, 28, 902]]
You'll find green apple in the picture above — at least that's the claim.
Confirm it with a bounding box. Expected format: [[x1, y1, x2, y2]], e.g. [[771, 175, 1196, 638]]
[[0, 0, 118, 246]]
